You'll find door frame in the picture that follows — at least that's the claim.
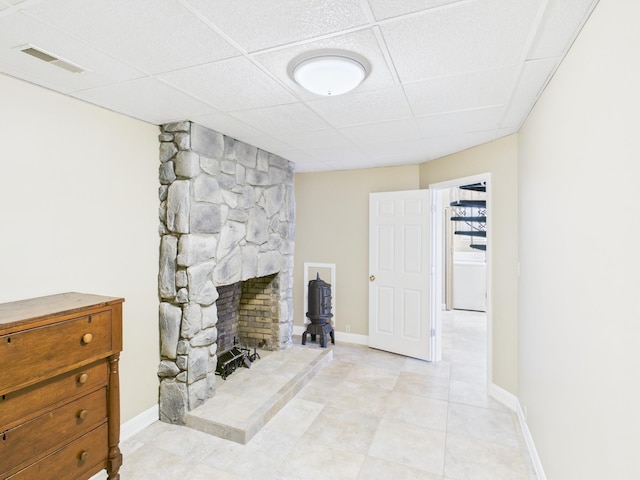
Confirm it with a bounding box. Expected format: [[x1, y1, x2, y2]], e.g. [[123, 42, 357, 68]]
[[429, 173, 492, 386]]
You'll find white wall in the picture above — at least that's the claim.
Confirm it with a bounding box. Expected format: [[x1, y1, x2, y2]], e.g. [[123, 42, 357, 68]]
[[0, 73, 160, 423], [518, 0, 640, 477]]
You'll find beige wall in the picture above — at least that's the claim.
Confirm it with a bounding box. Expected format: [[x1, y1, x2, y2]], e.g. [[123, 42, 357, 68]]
[[293, 166, 420, 335], [419, 135, 519, 394], [0, 74, 159, 423], [518, 0, 640, 477]]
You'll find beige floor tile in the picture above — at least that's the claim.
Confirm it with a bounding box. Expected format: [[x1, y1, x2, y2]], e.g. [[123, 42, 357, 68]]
[[277, 436, 366, 480], [202, 428, 297, 477], [384, 391, 449, 431], [358, 456, 444, 480], [325, 380, 392, 417], [395, 370, 450, 401], [444, 432, 531, 480], [343, 363, 399, 391], [368, 417, 446, 476], [447, 402, 520, 448], [303, 405, 381, 455]]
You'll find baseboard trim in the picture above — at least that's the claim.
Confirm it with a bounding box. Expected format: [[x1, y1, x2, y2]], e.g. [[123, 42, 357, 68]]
[[489, 383, 546, 480], [293, 325, 369, 346], [489, 382, 519, 410], [515, 400, 547, 480], [121, 404, 159, 442]]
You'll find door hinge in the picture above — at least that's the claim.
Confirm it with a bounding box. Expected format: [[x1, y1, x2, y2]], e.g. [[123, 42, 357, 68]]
[[430, 328, 436, 337]]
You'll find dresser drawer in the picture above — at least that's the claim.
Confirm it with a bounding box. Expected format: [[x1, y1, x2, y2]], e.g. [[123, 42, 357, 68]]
[[0, 362, 107, 430], [5, 423, 108, 480], [0, 311, 112, 394], [0, 388, 107, 476]]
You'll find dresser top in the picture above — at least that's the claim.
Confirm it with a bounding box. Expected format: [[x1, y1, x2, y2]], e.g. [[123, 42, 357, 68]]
[[0, 292, 124, 328]]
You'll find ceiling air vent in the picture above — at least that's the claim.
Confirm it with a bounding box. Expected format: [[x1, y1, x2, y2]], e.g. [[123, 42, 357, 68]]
[[20, 45, 86, 74]]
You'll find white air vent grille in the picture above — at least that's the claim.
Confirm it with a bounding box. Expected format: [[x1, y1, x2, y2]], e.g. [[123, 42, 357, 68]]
[[20, 45, 86, 74]]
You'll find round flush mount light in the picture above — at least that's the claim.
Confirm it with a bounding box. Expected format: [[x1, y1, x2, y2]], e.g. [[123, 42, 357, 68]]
[[291, 53, 368, 96]]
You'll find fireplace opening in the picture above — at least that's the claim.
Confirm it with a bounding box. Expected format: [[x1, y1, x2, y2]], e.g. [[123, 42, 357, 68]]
[[214, 273, 279, 378]]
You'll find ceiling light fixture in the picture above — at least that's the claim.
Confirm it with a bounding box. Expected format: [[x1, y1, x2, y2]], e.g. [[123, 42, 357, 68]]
[[292, 54, 367, 96]]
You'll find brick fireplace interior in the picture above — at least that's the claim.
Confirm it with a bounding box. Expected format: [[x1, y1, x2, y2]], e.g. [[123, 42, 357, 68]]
[[216, 274, 279, 354]]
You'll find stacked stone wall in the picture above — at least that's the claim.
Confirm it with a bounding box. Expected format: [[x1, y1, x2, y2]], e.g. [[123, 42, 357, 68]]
[[157, 121, 295, 424]]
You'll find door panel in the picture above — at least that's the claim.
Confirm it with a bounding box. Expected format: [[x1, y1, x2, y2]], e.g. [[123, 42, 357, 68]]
[[369, 190, 431, 360]]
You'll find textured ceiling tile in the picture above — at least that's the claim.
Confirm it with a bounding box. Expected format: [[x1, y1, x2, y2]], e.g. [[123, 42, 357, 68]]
[[425, 130, 497, 159], [404, 66, 517, 116], [304, 145, 368, 165], [231, 103, 330, 136], [381, 0, 541, 83], [254, 28, 396, 101], [0, 12, 143, 93], [275, 128, 353, 150], [416, 106, 503, 139], [308, 86, 412, 128], [24, 0, 240, 74], [367, 0, 461, 20], [362, 139, 429, 164], [74, 77, 214, 125], [185, 0, 368, 52], [500, 57, 558, 130], [528, 0, 597, 60], [159, 57, 297, 112], [340, 117, 421, 145]]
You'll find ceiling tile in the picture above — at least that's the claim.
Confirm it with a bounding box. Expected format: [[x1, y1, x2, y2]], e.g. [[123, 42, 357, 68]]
[[231, 103, 330, 136], [380, 0, 541, 83], [0, 12, 144, 93], [367, 0, 460, 20], [74, 77, 215, 125], [275, 128, 353, 150], [500, 57, 558, 130], [253, 28, 396, 101], [160, 56, 297, 112], [184, 0, 369, 52], [24, 0, 240, 74], [308, 86, 412, 128], [425, 130, 497, 159], [404, 66, 517, 116], [340, 117, 421, 145], [528, 0, 597, 60], [293, 158, 338, 173], [416, 106, 503, 139], [0, 2, 10, 11], [362, 139, 429, 165], [304, 144, 368, 165]]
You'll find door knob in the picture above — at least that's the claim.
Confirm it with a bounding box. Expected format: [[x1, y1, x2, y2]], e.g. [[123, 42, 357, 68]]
[[369, 275, 376, 282]]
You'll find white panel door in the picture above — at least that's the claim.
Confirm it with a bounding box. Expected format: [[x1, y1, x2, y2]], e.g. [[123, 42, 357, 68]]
[[369, 190, 432, 360]]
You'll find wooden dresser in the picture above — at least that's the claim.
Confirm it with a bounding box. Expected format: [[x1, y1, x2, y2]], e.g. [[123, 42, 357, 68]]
[[0, 293, 124, 480]]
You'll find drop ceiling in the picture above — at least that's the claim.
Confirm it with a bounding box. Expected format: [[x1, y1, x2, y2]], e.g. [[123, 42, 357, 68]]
[[0, 0, 598, 172]]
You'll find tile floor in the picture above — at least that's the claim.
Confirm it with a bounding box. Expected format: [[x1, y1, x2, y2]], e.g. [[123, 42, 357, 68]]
[[112, 310, 537, 479]]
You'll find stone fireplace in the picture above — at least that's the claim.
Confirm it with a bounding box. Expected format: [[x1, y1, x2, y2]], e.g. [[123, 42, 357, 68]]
[[157, 121, 295, 424]]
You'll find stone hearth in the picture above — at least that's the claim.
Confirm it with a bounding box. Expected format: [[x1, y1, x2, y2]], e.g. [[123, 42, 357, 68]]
[[157, 121, 295, 424]]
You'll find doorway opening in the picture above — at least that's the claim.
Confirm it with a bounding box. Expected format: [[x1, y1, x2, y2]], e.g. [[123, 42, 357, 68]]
[[430, 173, 491, 385]]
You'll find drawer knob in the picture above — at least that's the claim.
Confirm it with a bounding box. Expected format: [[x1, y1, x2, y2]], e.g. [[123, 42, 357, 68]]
[[78, 450, 88, 462], [81, 333, 93, 345], [77, 409, 88, 420], [77, 373, 89, 385]]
